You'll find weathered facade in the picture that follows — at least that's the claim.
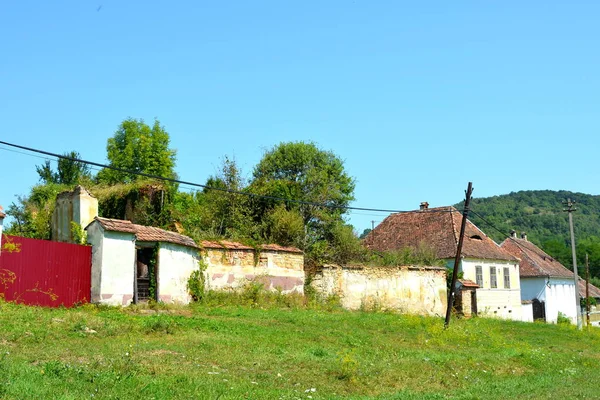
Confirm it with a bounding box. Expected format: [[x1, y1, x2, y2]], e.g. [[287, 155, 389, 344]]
[[202, 241, 304, 294], [86, 217, 200, 306], [52, 186, 98, 243], [310, 264, 447, 315], [364, 204, 523, 320]]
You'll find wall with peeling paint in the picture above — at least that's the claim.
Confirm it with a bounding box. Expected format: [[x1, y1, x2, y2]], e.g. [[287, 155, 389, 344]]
[[204, 248, 305, 294], [157, 242, 200, 303], [310, 265, 447, 316], [88, 226, 136, 306]]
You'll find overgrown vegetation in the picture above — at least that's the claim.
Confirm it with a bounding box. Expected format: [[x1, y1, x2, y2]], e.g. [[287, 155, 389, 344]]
[[0, 296, 599, 399]]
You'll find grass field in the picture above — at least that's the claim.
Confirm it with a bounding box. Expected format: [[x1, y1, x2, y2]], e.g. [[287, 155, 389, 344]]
[[0, 293, 598, 399]]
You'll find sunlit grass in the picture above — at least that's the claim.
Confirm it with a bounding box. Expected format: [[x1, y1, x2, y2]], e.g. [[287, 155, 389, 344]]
[[0, 293, 598, 399]]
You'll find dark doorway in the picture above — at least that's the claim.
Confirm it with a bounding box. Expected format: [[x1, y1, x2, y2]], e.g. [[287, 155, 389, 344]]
[[135, 247, 157, 302], [532, 299, 546, 321], [471, 290, 478, 316]]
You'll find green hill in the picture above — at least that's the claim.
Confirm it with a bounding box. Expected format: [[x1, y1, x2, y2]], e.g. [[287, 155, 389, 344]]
[[455, 190, 600, 276]]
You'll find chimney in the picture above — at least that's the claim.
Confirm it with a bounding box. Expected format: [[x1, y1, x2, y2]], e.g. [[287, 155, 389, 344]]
[[520, 232, 527, 241], [420, 202, 429, 210], [510, 230, 517, 238]]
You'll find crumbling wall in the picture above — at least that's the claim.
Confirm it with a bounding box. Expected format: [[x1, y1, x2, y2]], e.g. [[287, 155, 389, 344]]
[[204, 248, 305, 294], [310, 264, 447, 315]]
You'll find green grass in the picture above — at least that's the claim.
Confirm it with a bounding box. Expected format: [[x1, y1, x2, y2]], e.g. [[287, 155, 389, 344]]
[[0, 294, 599, 399]]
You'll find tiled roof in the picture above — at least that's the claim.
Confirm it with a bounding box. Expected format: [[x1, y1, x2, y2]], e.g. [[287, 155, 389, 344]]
[[200, 241, 303, 253], [363, 206, 517, 262], [500, 237, 573, 278], [201, 240, 254, 251], [578, 278, 600, 299], [0, 205, 5, 219], [458, 279, 479, 288], [260, 244, 303, 254], [91, 217, 198, 248]]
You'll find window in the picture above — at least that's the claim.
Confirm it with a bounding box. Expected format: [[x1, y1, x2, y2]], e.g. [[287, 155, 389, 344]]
[[475, 266, 483, 287], [503, 267, 510, 289], [490, 267, 497, 288]]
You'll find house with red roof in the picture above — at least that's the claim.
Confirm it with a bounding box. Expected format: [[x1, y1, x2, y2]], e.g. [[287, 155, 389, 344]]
[[501, 232, 586, 324], [363, 203, 523, 321]]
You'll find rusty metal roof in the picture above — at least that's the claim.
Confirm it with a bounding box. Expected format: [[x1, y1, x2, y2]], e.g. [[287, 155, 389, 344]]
[[363, 206, 517, 262], [91, 217, 198, 248]]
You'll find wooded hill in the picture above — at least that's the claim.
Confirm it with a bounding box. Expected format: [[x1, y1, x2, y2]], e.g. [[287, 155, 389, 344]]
[[455, 190, 600, 276]]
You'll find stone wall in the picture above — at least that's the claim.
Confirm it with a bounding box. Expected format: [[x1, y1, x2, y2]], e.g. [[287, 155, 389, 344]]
[[310, 264, 447, 315], [204, 248, 305, 294]]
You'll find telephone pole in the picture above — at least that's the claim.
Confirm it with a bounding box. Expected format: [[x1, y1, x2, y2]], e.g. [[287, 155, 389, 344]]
[[586, 253, 590, 328], [564, 198, 582, 330], [445, 182, 473, 328]]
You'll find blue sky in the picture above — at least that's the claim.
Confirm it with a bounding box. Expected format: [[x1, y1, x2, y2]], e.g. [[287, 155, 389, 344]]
[[1, 1, 599, 233]]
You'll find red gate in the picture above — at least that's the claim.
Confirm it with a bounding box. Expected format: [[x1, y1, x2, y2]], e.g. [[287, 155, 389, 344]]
[[0, 235, 91, 307]]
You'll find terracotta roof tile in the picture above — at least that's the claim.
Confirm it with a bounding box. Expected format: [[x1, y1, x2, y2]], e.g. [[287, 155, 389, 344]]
[[500, 238, 572, 278], [200, 240, 254, 251], [363, 206, 517, 262], [578, 278, 600, 299], [458, 279, 480, 288], [0, 205, 5, 219], [260, 244, 303, 254], [91, 217, 198, 248]]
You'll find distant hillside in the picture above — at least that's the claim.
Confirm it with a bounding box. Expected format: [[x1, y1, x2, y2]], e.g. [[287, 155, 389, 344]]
[[455, 190, 600, 273]]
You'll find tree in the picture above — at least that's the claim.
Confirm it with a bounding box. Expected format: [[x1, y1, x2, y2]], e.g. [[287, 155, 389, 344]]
[[96, 118, 177, 184], [35, 151, 91, 185], [248, 141, 355, 263]]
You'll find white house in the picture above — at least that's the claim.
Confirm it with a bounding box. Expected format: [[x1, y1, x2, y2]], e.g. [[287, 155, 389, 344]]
[[0, 205, 5, 247], [86, 217, 201, 306], [363, 203, 522, 320], [501, 232, 577, 324]]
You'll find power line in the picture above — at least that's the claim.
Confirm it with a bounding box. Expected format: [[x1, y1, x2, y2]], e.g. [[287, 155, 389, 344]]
[[0, 139, 459, 215]]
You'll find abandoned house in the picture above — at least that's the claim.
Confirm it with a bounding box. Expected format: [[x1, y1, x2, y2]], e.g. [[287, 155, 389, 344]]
[[86, 217, 200, 306], [363, 203, 523, 320]]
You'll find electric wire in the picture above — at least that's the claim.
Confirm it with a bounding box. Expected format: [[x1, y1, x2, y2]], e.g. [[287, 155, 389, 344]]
[[0, 139, 460, 215]]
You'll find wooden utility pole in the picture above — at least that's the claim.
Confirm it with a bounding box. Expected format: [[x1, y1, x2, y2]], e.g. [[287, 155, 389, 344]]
[[586, 253, 590, 328], [564, 198, 582, 330], [445, 182, 473, 328]]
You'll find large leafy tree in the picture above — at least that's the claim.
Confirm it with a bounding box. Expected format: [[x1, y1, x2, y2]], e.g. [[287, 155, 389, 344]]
[[96, 118, 177, 184], [248, 141, 356, 262], [36, 151, 91, 185]]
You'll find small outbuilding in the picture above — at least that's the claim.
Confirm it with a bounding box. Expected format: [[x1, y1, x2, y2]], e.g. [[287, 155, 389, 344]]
[[86, 217, 200, 306]]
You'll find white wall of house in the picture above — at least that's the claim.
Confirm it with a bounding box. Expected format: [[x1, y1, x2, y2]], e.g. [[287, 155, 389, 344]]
[[87, 224, 136, 306], [157, 243, 200, 304], [455, 258, 522, 321], [522, 277, 576, 324], [0, 216, 4, 249]]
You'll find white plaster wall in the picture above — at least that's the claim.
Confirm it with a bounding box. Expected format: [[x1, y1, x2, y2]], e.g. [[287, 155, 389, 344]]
[[522, 303, 534, 322], [0, 217, 4, 250], [311, 266, 447, 316], [460, 258, 522, 321], [520, 278, 546, 301], [157, 243, 200, 304], [545, 278, 577, 324], [90, 229, 135, 306]]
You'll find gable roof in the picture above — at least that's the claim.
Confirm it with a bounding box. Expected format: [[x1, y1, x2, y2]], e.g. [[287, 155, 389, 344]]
[[90, 217, 198, 249], [363, 206, 517, 262], [578, 278, 600, 299], [201, 240, 302, 254], [500, 237, 573, 278]]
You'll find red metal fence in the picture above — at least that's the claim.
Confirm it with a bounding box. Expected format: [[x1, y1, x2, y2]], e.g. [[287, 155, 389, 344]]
[[0, 235, 91, 307]]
